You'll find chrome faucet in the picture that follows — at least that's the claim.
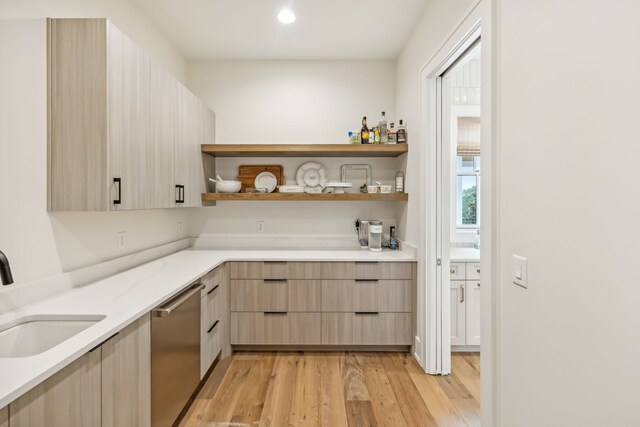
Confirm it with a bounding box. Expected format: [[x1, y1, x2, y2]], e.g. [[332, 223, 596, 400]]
[[0, 250, 13, 285]]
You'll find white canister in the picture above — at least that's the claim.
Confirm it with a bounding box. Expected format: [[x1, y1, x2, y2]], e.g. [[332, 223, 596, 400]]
[[368, 221, 383, 252]]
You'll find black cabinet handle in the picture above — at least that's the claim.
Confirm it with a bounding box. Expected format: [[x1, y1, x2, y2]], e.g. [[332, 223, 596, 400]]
[[207, 284, 219, 295], [264, 311, 288, 315], [355, 312, 379, 315], [355, 261, 379, 264], [113, 178, 122, 205], [89, 332, 119, 352], [264, 279, 287, 282], [175, 185, 185, 204], [207, 320, 219, 334], [355, 279, 379, 282]]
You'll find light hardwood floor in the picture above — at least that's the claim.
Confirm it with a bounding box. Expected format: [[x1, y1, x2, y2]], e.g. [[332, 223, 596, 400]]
[[180, 352, 480, 427]]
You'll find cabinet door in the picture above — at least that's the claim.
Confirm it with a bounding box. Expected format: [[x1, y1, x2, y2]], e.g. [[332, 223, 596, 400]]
[[177, 88, 206, 207], [465, 281, 481, 345], [9, 350, 101, 427], [108, 22, 150, 210], [0, 406, 7, 427], [148, 60, 177, 209], [101, 314, 151, 427], [48, 18, 110, 211], [450, 281, 466, 346]]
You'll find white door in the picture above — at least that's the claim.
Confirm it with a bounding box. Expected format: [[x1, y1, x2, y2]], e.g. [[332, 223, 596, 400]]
[[450, 281, 466, 345], [465, 280, 481, 345]]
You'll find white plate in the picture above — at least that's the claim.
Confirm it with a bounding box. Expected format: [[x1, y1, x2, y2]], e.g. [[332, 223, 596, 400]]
[[296, 162, 327, 191], [254, 171, 278, 193]]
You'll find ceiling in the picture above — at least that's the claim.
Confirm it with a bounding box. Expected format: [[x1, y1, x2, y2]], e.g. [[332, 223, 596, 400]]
[[132, 0, 429, 60]]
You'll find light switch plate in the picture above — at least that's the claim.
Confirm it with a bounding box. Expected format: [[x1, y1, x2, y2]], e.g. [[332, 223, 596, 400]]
[[512, 255, 528, 288]]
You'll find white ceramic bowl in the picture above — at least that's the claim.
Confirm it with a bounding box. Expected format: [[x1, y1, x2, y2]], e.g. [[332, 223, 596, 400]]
[[216, 180, 242, 193]]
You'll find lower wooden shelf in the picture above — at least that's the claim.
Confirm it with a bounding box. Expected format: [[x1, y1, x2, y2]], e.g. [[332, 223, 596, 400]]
[[201, 193, 409, 202]]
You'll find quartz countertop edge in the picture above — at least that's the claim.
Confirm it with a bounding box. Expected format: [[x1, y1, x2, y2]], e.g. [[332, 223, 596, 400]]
[[0, 248, 416, 407], [450, 247, 481, 262]]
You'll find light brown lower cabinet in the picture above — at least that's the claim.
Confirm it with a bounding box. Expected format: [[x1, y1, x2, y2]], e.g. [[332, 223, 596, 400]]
[[230, 312, 321, 345], [321, 313, 412, 345], [0, 406, 7, 427], [101, 313, 151, 427], [230, 279, 321, 312], [9, 349, 102, 427], [201, 274, 224, 378]]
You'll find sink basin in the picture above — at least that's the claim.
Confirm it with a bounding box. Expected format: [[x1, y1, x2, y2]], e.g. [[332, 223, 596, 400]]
[[0, 314, 106, 358]]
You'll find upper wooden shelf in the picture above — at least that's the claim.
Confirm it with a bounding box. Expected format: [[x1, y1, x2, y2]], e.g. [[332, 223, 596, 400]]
[[201, 144, 408, 158]]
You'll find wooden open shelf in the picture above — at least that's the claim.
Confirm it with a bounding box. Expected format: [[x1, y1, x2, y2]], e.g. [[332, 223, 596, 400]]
[[201, 144, 408, 158], [201, 193, 409, 202]]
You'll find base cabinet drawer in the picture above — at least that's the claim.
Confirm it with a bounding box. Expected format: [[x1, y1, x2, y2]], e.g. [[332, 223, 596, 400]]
[[231, 279, 321, 312], [230, 261, 289, 279], [321, 280, 412, 312], [230, 312, 321, 345], [201, 266, 224, 294], [320, 262, 412, 280], [450, 262, 466, 280], [201, 318, 222, 377], [321, 313, 411, 345]]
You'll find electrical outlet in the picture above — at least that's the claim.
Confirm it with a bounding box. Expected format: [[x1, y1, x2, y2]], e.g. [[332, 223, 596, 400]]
[[117, 231, 127, 250], [256, 221, 265, 233], [177, 222, 184, 237]]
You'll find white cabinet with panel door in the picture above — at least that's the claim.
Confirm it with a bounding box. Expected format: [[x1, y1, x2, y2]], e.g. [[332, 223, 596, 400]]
[[450, 261, 480, 348]]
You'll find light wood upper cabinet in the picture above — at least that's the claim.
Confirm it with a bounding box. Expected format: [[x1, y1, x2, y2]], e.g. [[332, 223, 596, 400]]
[[9, 349, 102, 427], [48, 18, 214, 211], [101, 314, 151, 427], [149, 60, 178, 209]]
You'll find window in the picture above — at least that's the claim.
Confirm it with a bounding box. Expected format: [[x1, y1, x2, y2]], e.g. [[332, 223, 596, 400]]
[[456, 155, 480, 229]]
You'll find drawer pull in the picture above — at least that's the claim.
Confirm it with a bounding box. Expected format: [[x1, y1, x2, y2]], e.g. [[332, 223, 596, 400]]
[[355, 279, 378, 282], [355, 311, 379, 315], [477, 268, 481, 273], [450, 269, 455, 274], [264, 261, 287, 264], [264, 311, 288, 315], [264, 278, 287, 282], [460, 284, 465, 303], [355, 261, 379, 264], [207, 284, 220, 295], [207, 320, 219, 334]]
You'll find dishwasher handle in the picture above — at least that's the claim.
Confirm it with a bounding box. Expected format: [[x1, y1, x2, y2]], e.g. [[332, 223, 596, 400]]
[[153, 284, 204, 317]]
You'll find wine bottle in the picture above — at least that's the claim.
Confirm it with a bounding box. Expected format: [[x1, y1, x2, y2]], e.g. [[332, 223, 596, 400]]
[[361, 116, 369, 144], [379, 112, 388, 143], [397, 119, 407, 144]]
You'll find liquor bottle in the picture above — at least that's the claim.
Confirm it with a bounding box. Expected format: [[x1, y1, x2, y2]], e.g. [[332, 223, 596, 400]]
[[361, 116, 369, 144], [388, 123, 397, 144], [379, 112, 388, 143], [369, 127, 375, 144], [374, 127, 381, 144], [397, 119, 407, 144]]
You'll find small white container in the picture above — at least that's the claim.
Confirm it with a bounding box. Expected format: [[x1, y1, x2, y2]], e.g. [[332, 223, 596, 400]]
[[367, 185, 378, 194], [380, 185, 391, 194]]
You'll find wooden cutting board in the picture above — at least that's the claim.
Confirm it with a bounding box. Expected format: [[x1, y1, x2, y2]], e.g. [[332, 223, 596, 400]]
[[238, 165, 285, 193]]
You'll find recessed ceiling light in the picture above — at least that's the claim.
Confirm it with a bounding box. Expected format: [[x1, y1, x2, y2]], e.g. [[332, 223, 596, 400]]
[[277, 9, 296, 24]]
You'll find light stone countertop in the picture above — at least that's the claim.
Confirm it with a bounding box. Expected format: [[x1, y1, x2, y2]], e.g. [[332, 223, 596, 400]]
[[450, 247, 481, 262], [0, 248, 416, 408]]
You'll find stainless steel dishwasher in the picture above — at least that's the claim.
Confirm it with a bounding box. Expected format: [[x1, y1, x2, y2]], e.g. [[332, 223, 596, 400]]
[[151, 283, 203, 427]]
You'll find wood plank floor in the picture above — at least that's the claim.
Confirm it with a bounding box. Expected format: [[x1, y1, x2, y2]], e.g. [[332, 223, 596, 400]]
[[179, 352, 480, 427]]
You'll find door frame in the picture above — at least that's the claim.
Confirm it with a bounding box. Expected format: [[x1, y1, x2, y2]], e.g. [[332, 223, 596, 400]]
[[416, 1, 498, 425]]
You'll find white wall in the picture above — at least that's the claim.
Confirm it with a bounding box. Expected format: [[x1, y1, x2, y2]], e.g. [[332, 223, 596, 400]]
[[0, 0, 187, 83], [0, 18, 189, 284], [187, 60, 401, 238], [395, 0, 479, 245], [495, 0, 640, 425]]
